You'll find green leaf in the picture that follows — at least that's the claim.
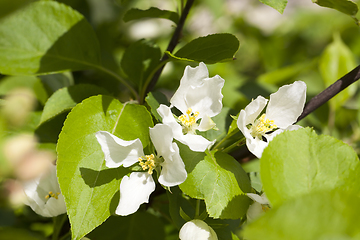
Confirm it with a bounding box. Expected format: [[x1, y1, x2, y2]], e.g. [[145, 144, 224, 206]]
[[39, 84, 108, 125], [0, 0, 32, 19], [87, 212, 165, 240], [0, 75, 48, 105], [145, 91, 169, 122], [258, 0, 288, 14], [319, 34, 356, 109], [179, 145, 251, 219], [243, 189, 360, 240], [166, 34, 240, 64], [313, 0, 358, 16], [123, 7, 179, 24], [57, 95, 153, 240], [121, 39, 161, 91], [261, 128, 360, 207], [0, 227, 45, 240], [0, 1, 101, 75]]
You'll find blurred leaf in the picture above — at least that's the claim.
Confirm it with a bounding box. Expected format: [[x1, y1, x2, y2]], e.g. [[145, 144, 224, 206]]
[[261, 128, 360, 207], [87, 212, 165, 240], [0, 76, 48, 104], [258, 0, 288, 14], [121, 39, 161, 91], [0, 0, 32, 19], [39, 84, 108, 125], [57, 95, 153, 240], [0, 1, 101, 75], [166, 34, 239, 64], [243, 189, 360, 240], [319, 34, 356, 109], [179, 146, 251, 219], [313, 0, 358, 16], [123, 7, 179, 24], [0, 227, 45, 240], [145, 91, 169, 122]]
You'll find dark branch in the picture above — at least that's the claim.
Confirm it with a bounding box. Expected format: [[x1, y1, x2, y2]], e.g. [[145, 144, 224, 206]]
[[145, 0, 195, 94], [297, 64, 360, 122]]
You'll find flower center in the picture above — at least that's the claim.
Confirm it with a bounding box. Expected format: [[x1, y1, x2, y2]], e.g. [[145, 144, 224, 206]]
[[45, 191, 60, 200], [178, 108, 199, 134], [138, 154, 156, 174], [250, 114, 277, 139]]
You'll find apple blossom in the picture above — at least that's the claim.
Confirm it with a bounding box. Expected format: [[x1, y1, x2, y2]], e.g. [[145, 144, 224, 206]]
[[246, 193, 270, 222], [157, 62, 225, 152], [23, 163, 67, 217], [179, 219, 218, 240], [95, 123, 187, 216], [237, 81, 306, 158]]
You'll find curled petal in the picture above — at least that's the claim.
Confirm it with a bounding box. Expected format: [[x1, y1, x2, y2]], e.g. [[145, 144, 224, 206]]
[[246, 202, 265, 222], [157, 104, 183, 135], [170, 62, 210, 114], [179, 219, 218, 240], [247, 193, 269, 205], [23, 164, 66, 217], [197, 115, 216, 132], [266, 81, 306, 128], [185, 74, 224, 118], [149, 124, 175, 161], [240, 95, 268, 126], [245, 136, 269, 159], [178, 133, 215, 152], [95, 131, 144, 168], [116, 172, 155, 216], [158, 142, 187, 187]]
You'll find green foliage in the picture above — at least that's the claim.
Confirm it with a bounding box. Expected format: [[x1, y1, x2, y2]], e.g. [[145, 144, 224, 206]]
[[39, 84, 108, 124], [121, 40, 161, 91], [123, 7, 179, 24], [166, 34, 240, 64], [179, 145, 251, 219], [313, 0, 358, 16], [0, 0, 32, 19], [258, 0, 288, 14], [57, 95, 153, 240], [260, 128, 360, 207], [0, 1, 101, 75], [145, 91, 169, 122], [242, 189, 360, 240]]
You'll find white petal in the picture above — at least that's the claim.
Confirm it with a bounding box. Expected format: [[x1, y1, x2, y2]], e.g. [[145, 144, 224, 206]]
[[237, 110, 254, 141], [265, 125, 302, 143], [149, 124, 175, 161], [177, 133, 215, 152], [247, 193, 269, 205], [184, 74, 224, 118], [170, 62, 209, 114], [95, 131, 144, 168], [197, 115, 216, 132], [116, 172, 155, 216], [266, 81, 306, 128], [245, 136, 269, 159], [157, 104, 183, 137], [23, 164, 66, 217], [179, 219, 218, 240], [158, 142, 187, 187], [246, 202, 265, 222], [241, 96, 268, 126]]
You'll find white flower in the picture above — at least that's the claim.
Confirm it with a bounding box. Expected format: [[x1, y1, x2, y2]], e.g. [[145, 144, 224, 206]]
[[237, 81, 306, 158], [179, 219, 218, 240], [157, 62, 225, 152], [95, 124, 187, 216], [23, 164, 67, 217], [246, 193, 270, 222]]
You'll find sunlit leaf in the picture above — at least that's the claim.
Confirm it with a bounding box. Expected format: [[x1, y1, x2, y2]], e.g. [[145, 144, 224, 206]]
[[57, 95, 153, 240], [0, 1, 101, 75], [313, 0, 358, 16], [258, 0, 288, 14], [123, 7, 179, 24]]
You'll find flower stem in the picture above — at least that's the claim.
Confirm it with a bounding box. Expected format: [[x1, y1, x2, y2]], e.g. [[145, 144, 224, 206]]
[[52, 214, 67, 240], [145, 0, 195, 95], [212, 127, 240, 150], [222, 137, 246, 153], [195, 199, 200, 218]]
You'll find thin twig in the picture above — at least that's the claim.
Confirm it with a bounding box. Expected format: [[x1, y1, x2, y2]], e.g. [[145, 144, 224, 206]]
[[145, 0, 195, 95], [297, 64, 360, 122]]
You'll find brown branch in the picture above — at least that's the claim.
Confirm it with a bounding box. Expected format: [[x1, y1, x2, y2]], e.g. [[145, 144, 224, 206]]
[[145, 0, 195, 94]]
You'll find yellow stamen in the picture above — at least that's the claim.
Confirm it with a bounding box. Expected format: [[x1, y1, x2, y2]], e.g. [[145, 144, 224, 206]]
[[250, 114, 277, 139], [178, 108, 199, 134], [45, 191, 60, 200], [138, 154, 156, 174]]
